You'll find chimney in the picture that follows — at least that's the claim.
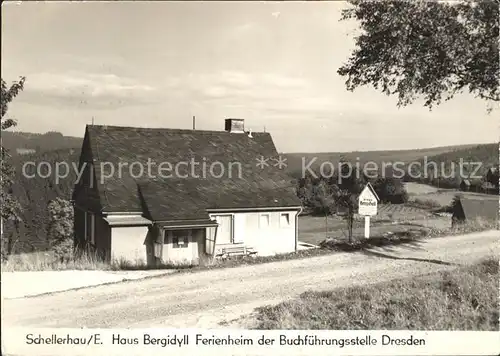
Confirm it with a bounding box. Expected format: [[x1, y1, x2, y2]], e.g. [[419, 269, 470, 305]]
[[225, 118, 245, 133]]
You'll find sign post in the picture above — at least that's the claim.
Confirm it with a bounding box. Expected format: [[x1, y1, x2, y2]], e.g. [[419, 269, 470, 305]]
[[358, 183, 380, 239], [364, 216, 370, 238]]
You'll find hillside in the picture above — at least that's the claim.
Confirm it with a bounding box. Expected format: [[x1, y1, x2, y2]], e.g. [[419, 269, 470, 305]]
[[284, 143, 497, 179], [1, 131, 82, 156], [416, 143, 498, 172], [4, 148, 80, 253]]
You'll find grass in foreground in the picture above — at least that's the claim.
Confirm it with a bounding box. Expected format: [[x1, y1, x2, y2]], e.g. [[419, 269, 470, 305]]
[[253, 258, 499, 331], [1, 251, 111, 272]]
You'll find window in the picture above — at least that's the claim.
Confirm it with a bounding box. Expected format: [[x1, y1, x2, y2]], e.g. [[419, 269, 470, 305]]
[[90, 213, 95, 244], [84, 210, 87, 239], [88, 163, 94, 188], [173, 236, 189, 248], [280, 213, 291, 227], [259, 213, 270, 228], [85, 211, 96, 245], [169, 230, 190, 248], [233, 214, 245, 244]]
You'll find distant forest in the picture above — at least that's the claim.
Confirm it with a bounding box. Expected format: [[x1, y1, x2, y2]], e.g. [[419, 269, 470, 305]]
[[2, 131, 82, 156]]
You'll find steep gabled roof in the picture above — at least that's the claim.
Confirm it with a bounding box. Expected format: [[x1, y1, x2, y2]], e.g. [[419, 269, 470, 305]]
[[84, 125, 301, 220], [459, 197, 498, 221]]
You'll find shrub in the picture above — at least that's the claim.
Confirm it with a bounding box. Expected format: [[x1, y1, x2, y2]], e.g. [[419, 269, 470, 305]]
[[411, 198, 442, 209]]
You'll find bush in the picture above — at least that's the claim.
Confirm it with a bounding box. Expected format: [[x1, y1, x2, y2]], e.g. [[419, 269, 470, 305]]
[[46, 198, 74, 262], [51, 238, 74, 263], [411, 198, 442, 209], [373, 177, 409, 204]]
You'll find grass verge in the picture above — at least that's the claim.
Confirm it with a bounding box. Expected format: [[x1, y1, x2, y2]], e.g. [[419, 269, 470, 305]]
[[252, 257, 499, 330]]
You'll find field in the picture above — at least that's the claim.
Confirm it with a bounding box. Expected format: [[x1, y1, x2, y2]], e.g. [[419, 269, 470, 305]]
[[405, 182, 498, 207], [298, 184, 452, 247], [298, 183, 498, 247], [404, 182, 440, 195], [252, 257, 498, 330], [298, 212, 450, 246]]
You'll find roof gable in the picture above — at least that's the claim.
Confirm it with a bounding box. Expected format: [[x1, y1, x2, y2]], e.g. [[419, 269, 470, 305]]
[[459, 197, 498, 221], [84, 125, 300, 218]]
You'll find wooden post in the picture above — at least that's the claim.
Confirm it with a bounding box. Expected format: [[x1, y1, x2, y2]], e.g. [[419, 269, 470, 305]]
[[364, 216, 370, 238]]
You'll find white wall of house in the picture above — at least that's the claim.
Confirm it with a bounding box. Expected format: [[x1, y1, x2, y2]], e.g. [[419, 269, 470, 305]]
[[210, 210, 298, 256], [110, 226, 149, 265], [162, 229, 202, 265]]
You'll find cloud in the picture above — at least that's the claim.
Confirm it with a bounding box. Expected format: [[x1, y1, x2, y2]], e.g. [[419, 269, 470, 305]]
[[21, 71, 157, 108], [175, 70, 311, 101], [28, 71, 155, 97], [167, 70, 346, 117]]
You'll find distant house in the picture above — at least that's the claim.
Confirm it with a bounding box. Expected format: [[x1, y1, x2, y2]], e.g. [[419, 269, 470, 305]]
[[481, 182, 497, 195], [486, 166, 499, 187], [72, 119, 302, 267], [16, 148, 36, 155], [459, 179, 471, 191], [451, 197, 498, 227]]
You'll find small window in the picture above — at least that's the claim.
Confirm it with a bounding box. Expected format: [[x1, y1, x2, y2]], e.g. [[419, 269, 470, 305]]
[[173, 236, 189, 248], [90, 213, 95, 244], [84, 211, 88, 239], [280, 213, 290, 226], [85, 211, 95, 245], [172, 231, 189, 248], [259, 213, 270, 228]]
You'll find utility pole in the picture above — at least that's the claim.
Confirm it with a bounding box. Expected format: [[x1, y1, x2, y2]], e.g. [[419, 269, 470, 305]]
[[192, 116, 196, 130]]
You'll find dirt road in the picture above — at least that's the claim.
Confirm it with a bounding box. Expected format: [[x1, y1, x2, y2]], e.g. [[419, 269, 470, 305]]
[[2, 230, 498, 328]]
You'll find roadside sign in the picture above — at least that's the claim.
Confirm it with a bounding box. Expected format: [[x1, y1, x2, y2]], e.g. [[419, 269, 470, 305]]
[[358, 183, 380, 239], [358, 182, 379, 216]]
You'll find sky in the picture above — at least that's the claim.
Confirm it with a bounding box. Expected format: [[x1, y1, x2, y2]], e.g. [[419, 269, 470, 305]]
[[1, 1, 497, 153]]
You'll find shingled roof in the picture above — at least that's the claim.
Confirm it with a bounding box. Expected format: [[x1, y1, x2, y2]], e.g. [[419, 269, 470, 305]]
[[453, 196, 498, 222], [84, 125, 301, 221]]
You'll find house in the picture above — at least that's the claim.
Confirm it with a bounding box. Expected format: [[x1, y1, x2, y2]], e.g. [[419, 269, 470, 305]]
[[16, 148, 36, 155], [72, 119, 303, 266], [485, 166, 499, 187], [480, 181, 497, 195], [451, 197, 498, 227], [459, 179, 471, 191]]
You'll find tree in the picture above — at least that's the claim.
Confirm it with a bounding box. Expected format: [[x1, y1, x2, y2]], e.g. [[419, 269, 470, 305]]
[[1, 77, 26, 260], [311, 179, 339, 239], [373, 177, 409, 204], [334, 159, 365, 243], [296, 171, 316, 208], [47, 198, 74, 262], [338, 0, 499, 109]]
